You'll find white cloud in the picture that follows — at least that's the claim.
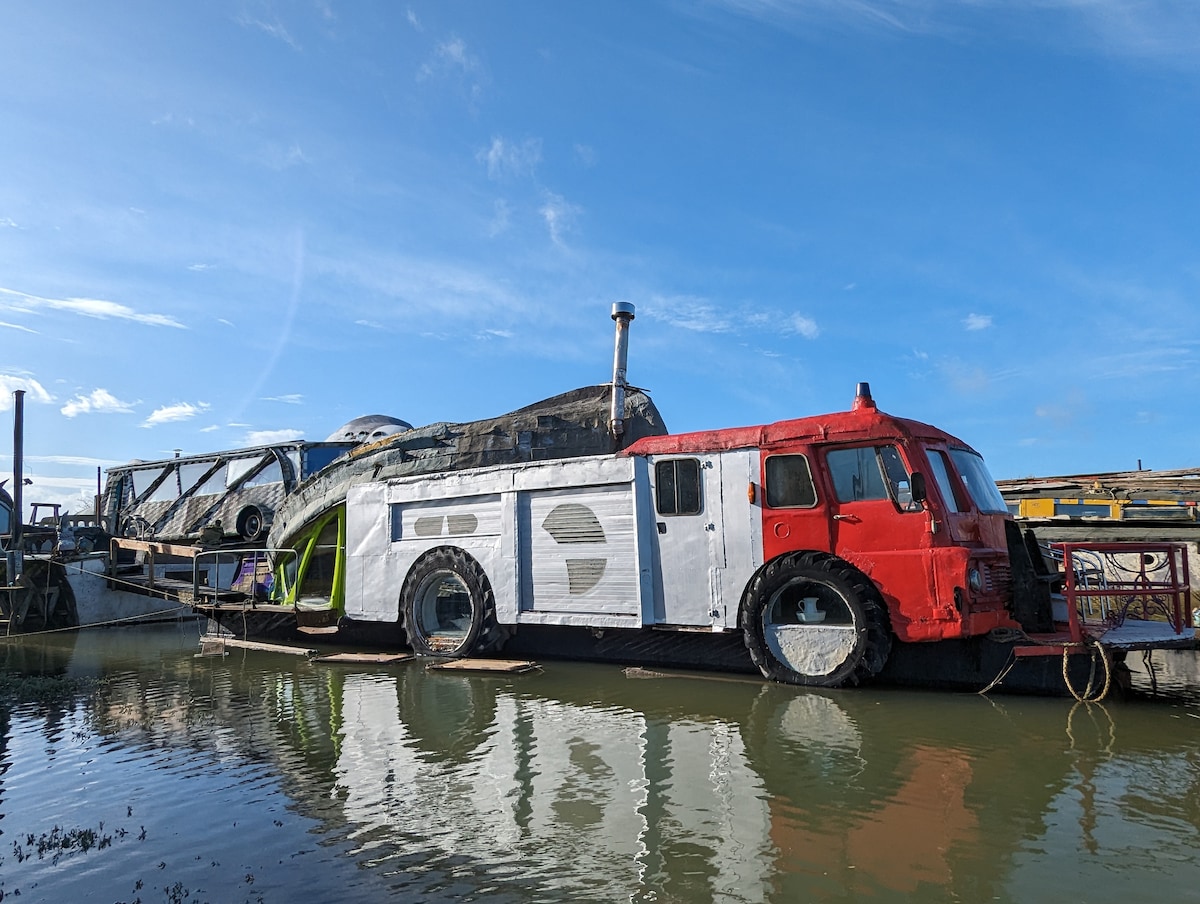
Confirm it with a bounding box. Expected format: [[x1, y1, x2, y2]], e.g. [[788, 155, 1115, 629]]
[[645, 296, 735, 333], [407, 8, 423, 31], [1, 320, 38, 334], [24, 453, 120, 467], [60, 388, 137, 418], [0, 287, 186, 328], [419, 36, 482, 81], [1, 217, 18, 229], [646, 297, 821, 338], [478, 136, 542, 181], [0, 375, 54, 408], [244, 428, 305, 445], [787, 314, 820, 339], [142, 402, 210, 427], [237, 12, 301, 50], [964, 313, 993, 331], [540, 192, 582, 246], [436, 37, 473, 71], [263, 394, 304, 404]]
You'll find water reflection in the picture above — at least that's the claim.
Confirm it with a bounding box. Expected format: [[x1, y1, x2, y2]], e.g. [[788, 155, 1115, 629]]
[[1, 628, 1199, 902]]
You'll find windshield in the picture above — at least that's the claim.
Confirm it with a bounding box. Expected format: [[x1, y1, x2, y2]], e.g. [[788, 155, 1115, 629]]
[[948, 449, 1008, 513]]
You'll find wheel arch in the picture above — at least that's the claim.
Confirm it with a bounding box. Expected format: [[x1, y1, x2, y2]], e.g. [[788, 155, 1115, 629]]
[[736, 549, 879, 625]]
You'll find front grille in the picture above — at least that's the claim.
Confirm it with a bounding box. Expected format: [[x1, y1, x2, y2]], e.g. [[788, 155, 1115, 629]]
[[983, 561, 1012, 595]]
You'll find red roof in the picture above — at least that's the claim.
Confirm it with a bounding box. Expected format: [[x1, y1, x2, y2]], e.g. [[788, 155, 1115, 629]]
[[622, 402, 970, 457]]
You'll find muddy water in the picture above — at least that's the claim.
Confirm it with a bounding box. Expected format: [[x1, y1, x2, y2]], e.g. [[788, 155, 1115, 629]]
[[1, 624, 1199, 903]]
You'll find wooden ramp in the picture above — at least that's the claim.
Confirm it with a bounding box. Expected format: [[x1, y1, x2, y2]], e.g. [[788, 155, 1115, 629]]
[[427, 658, 539, 674], [199, 636, 317, 657], [311, 652, 413, 665]]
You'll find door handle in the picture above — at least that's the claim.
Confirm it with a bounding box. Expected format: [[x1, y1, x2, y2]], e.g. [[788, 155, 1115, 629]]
[[833, 514, 860, 523]]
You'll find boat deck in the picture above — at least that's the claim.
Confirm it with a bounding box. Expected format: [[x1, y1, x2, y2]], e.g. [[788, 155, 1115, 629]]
[[1016, 617, 1197, 657]]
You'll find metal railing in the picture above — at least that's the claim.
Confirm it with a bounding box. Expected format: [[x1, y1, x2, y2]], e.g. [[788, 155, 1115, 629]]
[[1051, 541, 1192, 642], [192, 548, 298, 605]]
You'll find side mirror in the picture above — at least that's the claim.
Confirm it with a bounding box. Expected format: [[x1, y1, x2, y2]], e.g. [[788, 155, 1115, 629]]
[[910, 472, 927, 504]]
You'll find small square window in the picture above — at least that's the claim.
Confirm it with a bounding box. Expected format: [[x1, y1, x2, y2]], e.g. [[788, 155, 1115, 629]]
[[655, 459, 702, 515]]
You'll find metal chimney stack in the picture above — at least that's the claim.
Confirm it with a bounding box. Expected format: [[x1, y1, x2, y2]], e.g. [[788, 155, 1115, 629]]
[[609, 302, 635, 439]]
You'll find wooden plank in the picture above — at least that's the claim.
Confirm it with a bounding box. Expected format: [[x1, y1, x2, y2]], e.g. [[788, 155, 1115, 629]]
[[311, 652, 414, 664], [113, 538, 202, 559], [428, 658, 539, 673], [199, 636, 316, 656]]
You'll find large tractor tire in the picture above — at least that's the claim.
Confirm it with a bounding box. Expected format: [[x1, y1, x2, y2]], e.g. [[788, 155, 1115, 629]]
[[400, 546, 508, 658], [740, 551, 892, 688]]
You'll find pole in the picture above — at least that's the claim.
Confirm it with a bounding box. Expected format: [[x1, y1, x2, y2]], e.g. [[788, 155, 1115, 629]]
[[12, 389, 24, 549], [609, 302, 635, 440]]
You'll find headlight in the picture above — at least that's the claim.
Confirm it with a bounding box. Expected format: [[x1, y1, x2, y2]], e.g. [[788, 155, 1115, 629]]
[[968, 567, 983, 592]]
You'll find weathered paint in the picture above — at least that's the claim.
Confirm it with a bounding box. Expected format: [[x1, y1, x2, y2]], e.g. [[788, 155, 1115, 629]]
[[764, 624, 859, 677]]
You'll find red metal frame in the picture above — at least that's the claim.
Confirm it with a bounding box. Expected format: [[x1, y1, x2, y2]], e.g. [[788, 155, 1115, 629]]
[[1015, 541, 1193, 658]]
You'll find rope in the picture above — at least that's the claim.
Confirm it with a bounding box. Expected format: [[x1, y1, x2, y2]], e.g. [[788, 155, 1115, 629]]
[[982, 626, 1114, 701], [0, 603, 197, 641], [1061, 642, 1113, 703], [1, 555, 203, 641], [977, 651, 1017, 696]]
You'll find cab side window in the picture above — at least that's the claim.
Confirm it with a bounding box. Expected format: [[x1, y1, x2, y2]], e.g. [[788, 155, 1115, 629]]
[[827, 445, 917, 509], [928, 450, 967, 513], [765, 455, 817, 508], [655, 459, 702, 515]]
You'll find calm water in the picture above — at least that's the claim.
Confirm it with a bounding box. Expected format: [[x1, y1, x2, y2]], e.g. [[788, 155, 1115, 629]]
[[1, 624, 1199, 903]]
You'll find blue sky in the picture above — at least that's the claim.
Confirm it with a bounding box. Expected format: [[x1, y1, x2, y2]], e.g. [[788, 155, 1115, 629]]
[[2, 0, 1199, 516]]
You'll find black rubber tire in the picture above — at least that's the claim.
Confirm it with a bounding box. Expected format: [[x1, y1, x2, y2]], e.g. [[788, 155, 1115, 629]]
[[739, 551, 892, 688], [400, 546, 507, 658], [236, 505, 268, 543]]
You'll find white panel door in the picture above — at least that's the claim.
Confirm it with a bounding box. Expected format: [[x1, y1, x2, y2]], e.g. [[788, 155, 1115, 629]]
[[518, 483, 640, 618]]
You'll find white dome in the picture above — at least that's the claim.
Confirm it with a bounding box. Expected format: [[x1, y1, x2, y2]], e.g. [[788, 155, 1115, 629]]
[[325, 414, 413, 444]]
